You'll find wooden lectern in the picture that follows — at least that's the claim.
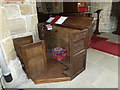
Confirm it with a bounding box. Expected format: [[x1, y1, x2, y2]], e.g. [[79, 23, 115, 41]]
[[94, 9, 103, 35]]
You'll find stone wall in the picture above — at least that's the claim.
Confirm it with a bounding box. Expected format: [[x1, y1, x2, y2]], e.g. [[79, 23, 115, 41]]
[[91, 1, 117, 32], [5, 0, 39, 41], [0, 0, 38, 88]]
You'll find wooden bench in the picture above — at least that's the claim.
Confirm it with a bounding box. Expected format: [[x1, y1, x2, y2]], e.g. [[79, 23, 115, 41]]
[[13, 35, 47, 79]]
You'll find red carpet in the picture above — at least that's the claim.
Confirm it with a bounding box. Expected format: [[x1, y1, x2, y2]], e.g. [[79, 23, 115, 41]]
[[89, 35, 120, 57], [89, 35, 108, 47]]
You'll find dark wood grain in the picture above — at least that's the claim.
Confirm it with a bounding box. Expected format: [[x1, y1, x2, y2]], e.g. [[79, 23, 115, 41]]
[[13, 16, 94, 84], [44, 24, 90, 79], [13, 36, 47, 79], [32, 58, 70, 84]]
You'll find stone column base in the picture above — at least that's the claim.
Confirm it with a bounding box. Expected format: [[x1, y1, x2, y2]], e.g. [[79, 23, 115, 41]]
[[2, 57, 28, 88]]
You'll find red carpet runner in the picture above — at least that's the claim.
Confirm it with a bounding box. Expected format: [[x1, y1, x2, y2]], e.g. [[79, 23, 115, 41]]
[[89, 35, 120, 57]]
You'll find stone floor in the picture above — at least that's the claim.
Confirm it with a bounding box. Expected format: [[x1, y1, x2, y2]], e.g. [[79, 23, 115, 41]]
[[1, 32, 119, 88]]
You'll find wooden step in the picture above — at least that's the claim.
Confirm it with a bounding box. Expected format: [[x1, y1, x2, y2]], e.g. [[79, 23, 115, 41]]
[[32, 58, 70, 84]]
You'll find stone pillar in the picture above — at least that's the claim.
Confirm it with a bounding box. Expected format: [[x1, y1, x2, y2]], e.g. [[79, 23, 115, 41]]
[[90, 1, 117, 32], [0, 7, 28, 88], [0, 0, 39, 88]]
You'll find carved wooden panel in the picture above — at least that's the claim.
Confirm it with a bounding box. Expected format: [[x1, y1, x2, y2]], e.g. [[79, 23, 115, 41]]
[[70, 50, 86, 77], [44, 25, 88, 79]]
